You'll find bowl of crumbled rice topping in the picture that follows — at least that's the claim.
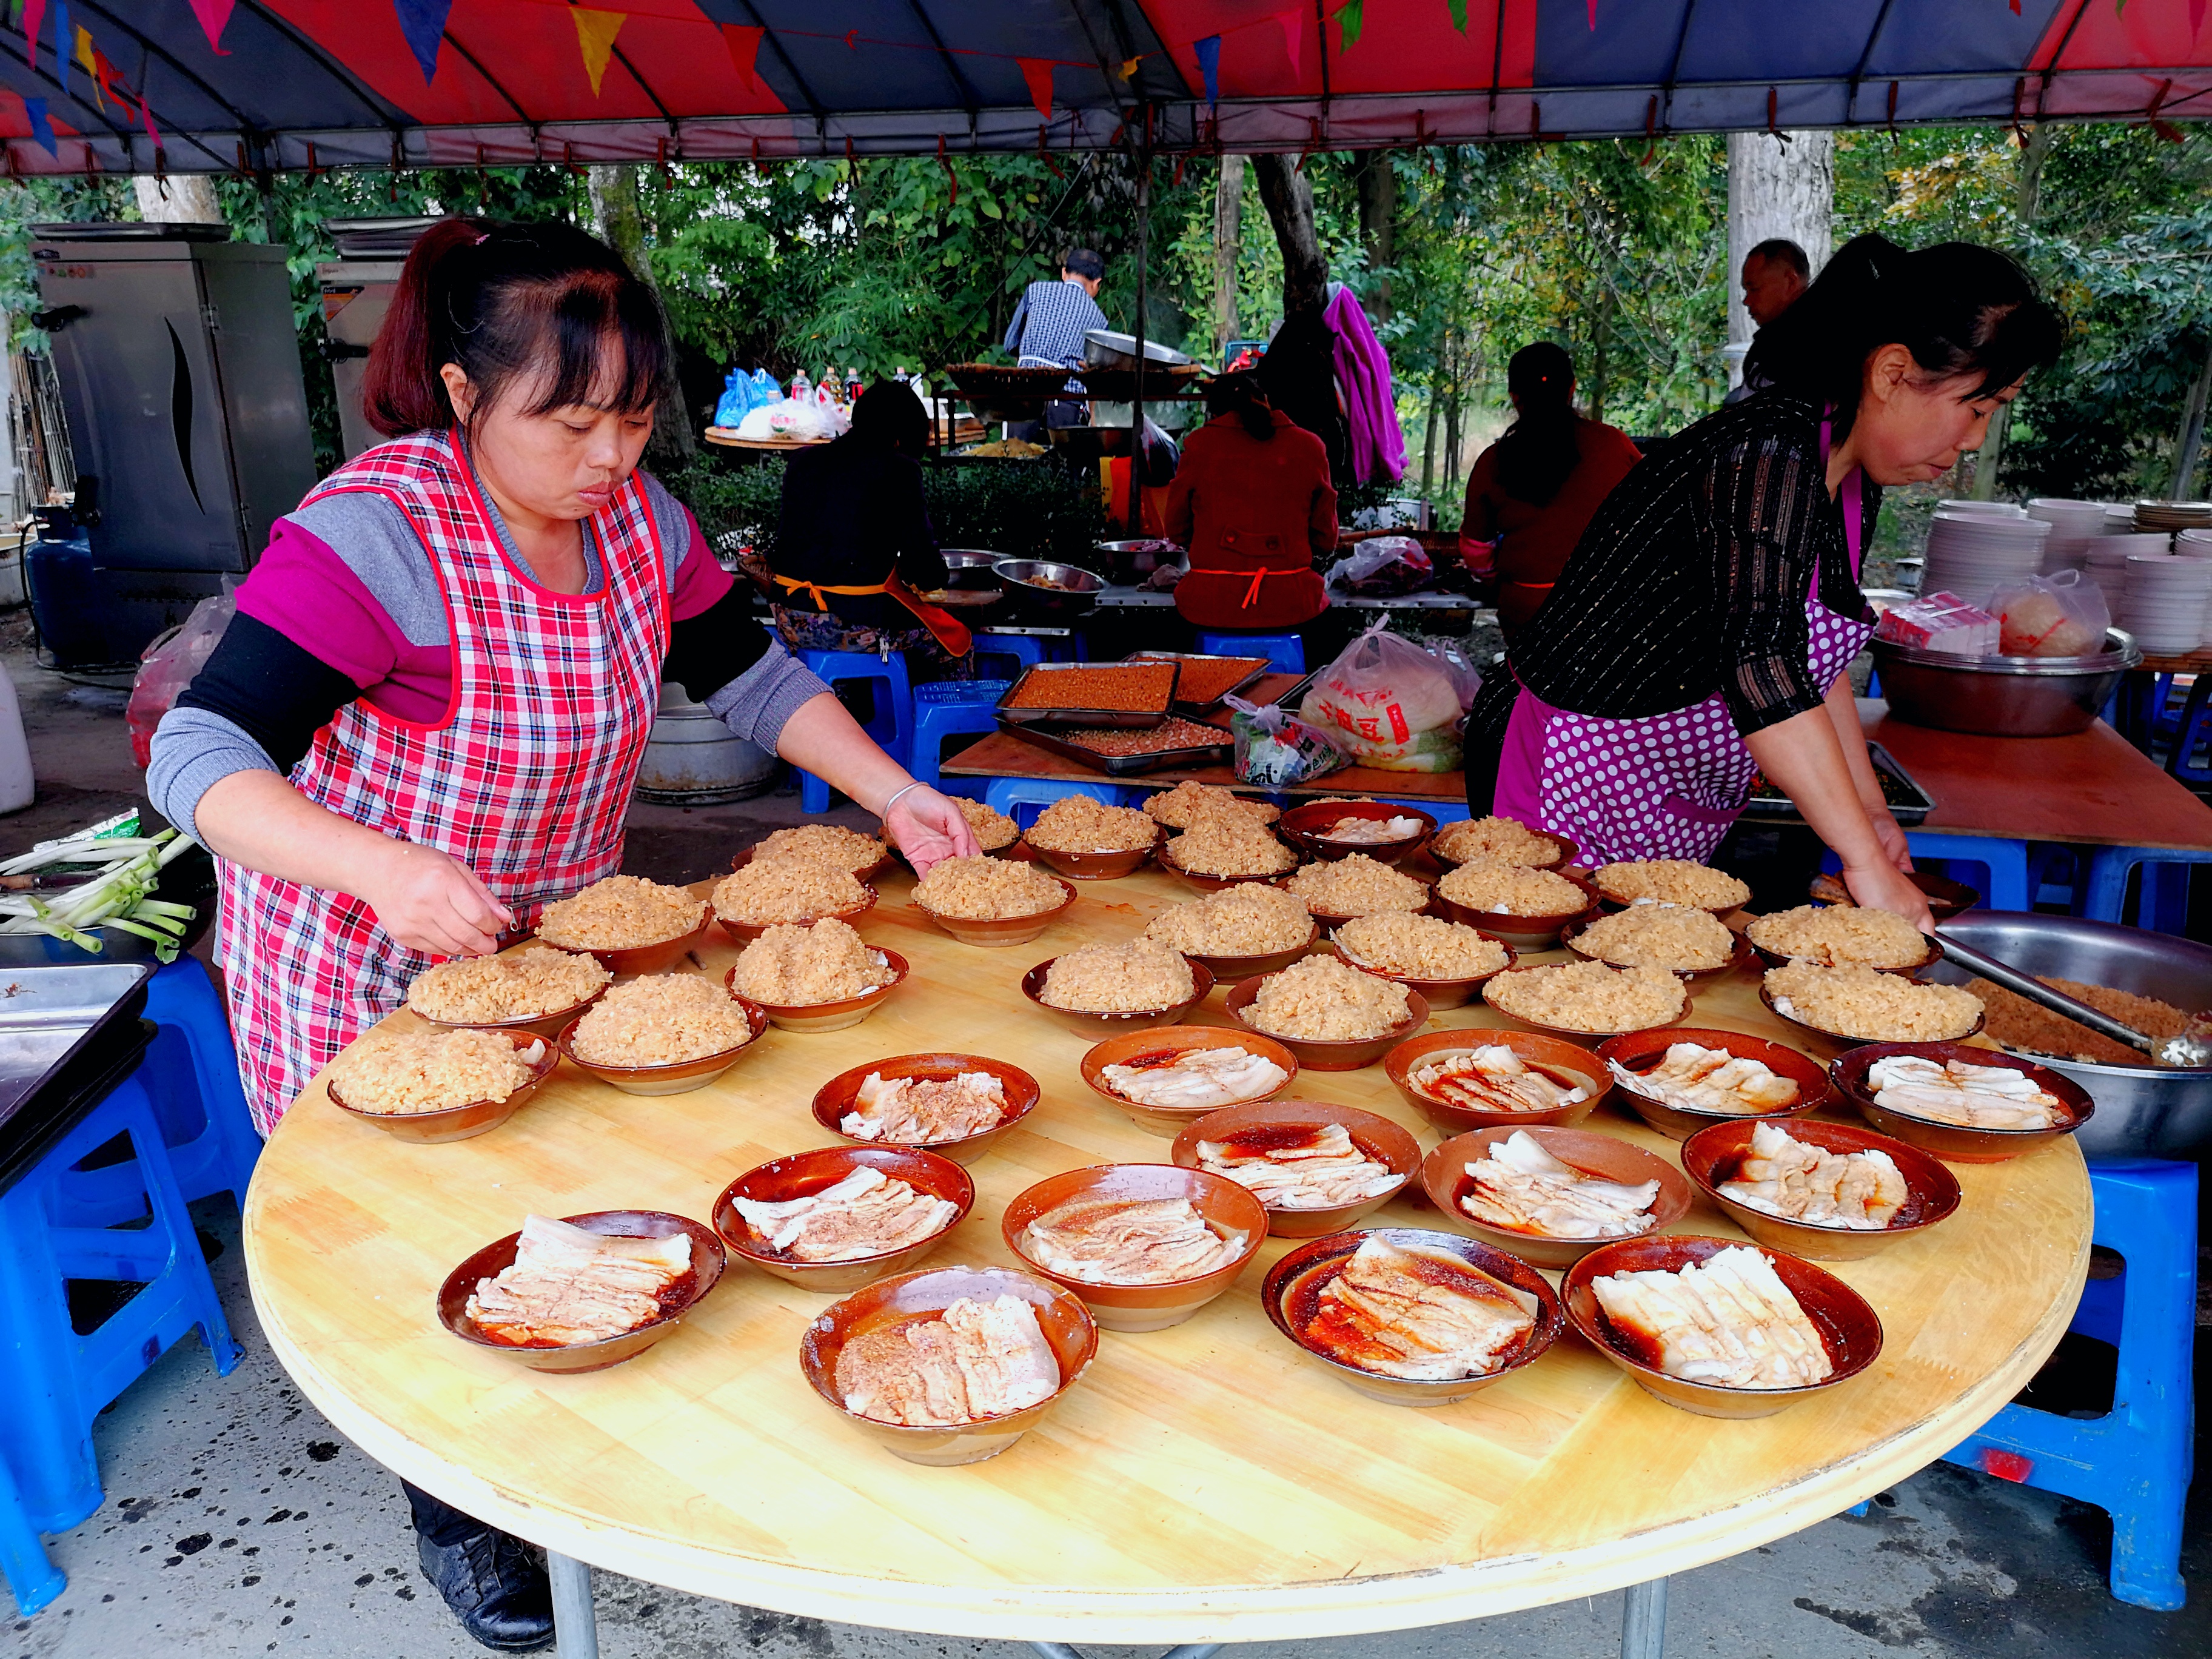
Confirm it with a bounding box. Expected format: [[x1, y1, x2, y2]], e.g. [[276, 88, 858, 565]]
[[910, 856, 1078, 947], [725, 917, 908, 1033], [1431, 857, 1597, 948], [1158, 819, 1301, 890], [1593, 859, 1752, 916], [559, 973, 768, 1094], [1760, 962, 1985, 1050], [1277, 799, 1438, 866], [1429, 816, 1577, 870], [1141, 780, 1279, 830], [1484, 960, 1688, 1044], [1225, 956, 1427, 1071], [1279, 854, 1432, 923], [1562, 905, 1751, 982], [406, 946, 612, 1036], [535, 875, 712, 974], [1141, 883, 1316, 980], [1746, 904, 1938, 974], [327, 1028, 557, 1142], [746, 825, 893, 882], [712, 856, 877, 945], [1021, 941, 1212, 1037], [951, 797, 1021, 854], [1018, 796, 1165, 880], [1329, 911, 1515, 1010]]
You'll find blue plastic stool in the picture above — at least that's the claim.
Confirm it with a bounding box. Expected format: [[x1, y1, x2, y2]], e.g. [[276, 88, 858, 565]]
[[0, 1453, 60, 1616], [983, 777, 1128, 830], [797, 649, 914, 811], [1942, 1158, 2196, 1611], [1902, 830, 2030, 911], [908, 680, 1011, 786], [0, 1071, 243, 1613], [2079, 845, 2212, 934], [1197, 631, 1305, 675], [973, 633, 1050, 682], [1384, 797, 1470, 826]]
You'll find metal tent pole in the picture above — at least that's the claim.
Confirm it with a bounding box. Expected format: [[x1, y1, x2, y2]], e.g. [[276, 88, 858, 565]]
[[1127, 106, 1150, 537]]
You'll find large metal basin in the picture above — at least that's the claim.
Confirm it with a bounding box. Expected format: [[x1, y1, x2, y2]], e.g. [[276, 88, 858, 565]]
[[1871, 629, 2141, 737], [1924, 910, 2212, 1159]]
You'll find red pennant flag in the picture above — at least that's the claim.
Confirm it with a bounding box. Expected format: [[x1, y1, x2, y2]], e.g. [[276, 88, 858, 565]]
[[187, 0, 233, 55], [1017, 58, 1054, 120], [140, 92, 162, 155], [572, 8, 625, 97], [1587, 0, 1598, 27], [722, 24, 765, 95], [22, 0, 43, 71], [1276, 8, 1303, 76]]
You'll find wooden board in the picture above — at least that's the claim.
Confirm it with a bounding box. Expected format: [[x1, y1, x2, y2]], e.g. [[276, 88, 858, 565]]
[[242, 868, 2088, 1644]]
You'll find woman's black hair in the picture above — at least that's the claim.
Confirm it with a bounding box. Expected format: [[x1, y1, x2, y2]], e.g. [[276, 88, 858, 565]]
[[848, 378, 930, 455], [363, 217, 671, 437], [1743, 233, 2064, 431], [1492, 341, 1581, 508], [1203, 371, 1276, 441]]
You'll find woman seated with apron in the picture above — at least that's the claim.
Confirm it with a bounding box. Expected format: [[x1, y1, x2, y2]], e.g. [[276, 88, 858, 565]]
[[1465, 234, 2062, 928]]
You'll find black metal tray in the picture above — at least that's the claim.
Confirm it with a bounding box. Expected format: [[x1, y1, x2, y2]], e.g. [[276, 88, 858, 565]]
[[996, 661, 1182, 730], [996, 717, 1234, 777], [0, 964, 156, 1196], [1124, 651, 1273, 716], [1742, 742, 1935, 825]]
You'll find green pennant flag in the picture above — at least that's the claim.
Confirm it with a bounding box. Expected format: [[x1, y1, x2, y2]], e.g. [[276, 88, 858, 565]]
[[1446, 0, 1467, 31], [1338, 0, 1362, 50]]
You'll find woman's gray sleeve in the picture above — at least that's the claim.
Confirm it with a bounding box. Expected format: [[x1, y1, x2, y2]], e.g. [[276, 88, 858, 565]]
[[146, 706, 281, 842], [702, 638, 831, 750]]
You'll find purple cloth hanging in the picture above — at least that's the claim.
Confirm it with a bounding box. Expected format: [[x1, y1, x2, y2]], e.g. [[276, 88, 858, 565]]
[[1323, 285, 1407, 486]]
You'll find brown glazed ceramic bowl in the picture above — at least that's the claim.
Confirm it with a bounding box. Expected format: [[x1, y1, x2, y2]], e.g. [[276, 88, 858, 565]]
[[797, 1264, 1099, 1466], [438, 1210, 726, 1375], [1274, 873, 1438, 934], [557, 994, 769, 1097], [1828, 1041, 2094, 1163], [1001, 1163, 1269, 1332], [1169, 1099, 1421, 1236], [1562, 1233, 1883, 1419], [911, 877, 1078, 948], [551, 910, 717, 978], [712, 1145, 974, 1294], [1746, 930, 1943, 978], [810, 1053, 1041, 1165], [1808, 866, 1979, 919], [1222, 975, 1429, 1073], [1383, 1028, 1610, 1135], [716, 888, 880, 949], [1429, 825, 1580, 872], [1019, 823, 1165, 883], [1419, 1125, 1692, 1269], [1678, 1118, 1962, 1260], [1277, 800, 1438, 866], [1560, 913, 1757, 987], [328, 1029, 559, 1144], [1758, 983, 1986, 1059], [408, 977, 609, 1041], [723, 948, 908, 1034], [1594, 1026, 1831, 1140], [1078, 1025, 1301, 1136], [1173, 920, 1320, 987], [1590, 866, 1752, 920], [1327, 927, 1516, 1011], [1261, 1227, 1566, 1406], [1428, 871, 1598, 950], [1156, 837, 1300, 894], [1481, 964, 1692, 1049], [731, 842, 894, 886], [1018, 956, 1213, 1039]]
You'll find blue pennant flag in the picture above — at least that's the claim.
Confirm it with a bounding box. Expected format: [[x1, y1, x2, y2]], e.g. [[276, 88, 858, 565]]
[[1193, 33, 1221, 112], [393, 0, 453, 84], [50, 0, 67, 94], [25, 95, 56, 155]]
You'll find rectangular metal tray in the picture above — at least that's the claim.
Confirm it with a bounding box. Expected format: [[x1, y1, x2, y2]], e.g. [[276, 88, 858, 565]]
[[0, 962, 156, 1195], [1741, 742, 1936, 825], [1124, 651, 1273, 716], [997, 716, 1235, 777], [996, 660, 1182, 730]]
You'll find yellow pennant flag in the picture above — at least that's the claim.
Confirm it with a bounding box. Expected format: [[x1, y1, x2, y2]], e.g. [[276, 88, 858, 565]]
[[74, 25, 102, 109], [572, 7, 626, 98]]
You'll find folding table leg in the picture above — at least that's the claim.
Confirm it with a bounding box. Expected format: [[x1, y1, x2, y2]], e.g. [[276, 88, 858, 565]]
[[1621, 1577, 1667, 1659], [548, 1552, 598, 1659]]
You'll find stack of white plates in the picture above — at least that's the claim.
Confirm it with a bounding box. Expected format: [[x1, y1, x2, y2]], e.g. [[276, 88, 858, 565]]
[[2103, 503, 2139, 532], [1936, 499, 2028, 518], [2120, 554, 2212, 654], [2083, 533, 2174, 610], [1922, 510, 2050, 608], [2136, 500, 2212, 534], [2027, 498, 2112, 540], [2178, 528, 2212, 559]]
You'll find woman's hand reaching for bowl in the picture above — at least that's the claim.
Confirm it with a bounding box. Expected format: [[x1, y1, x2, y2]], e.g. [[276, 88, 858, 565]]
[[885, 783, 980, 876], [1842, 859, 1935, 935]]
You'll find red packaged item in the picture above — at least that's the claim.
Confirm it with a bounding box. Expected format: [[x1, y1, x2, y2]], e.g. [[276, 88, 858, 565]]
[[1873, 592, 1999, 657]]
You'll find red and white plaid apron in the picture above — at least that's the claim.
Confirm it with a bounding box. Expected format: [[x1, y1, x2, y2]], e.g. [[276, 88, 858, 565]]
[[216, 432, 668, 1131]]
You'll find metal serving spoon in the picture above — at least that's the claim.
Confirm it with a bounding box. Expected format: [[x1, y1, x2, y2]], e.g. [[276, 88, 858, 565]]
[[1929, 930, 2212, 1070]]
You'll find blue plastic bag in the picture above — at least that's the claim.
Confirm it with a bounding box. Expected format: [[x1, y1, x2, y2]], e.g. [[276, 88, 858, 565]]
[[713, 371, 749, 428]]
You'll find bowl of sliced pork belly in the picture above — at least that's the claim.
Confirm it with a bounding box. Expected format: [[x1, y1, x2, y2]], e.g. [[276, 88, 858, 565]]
[[1171, 1100, 1421, 1236], [714, 1147, 975, 1293], [1827, 1041, 2093, 1163], [1679, 1118, 1960, 1261], [1421, 1125, 1692, 1268], [1002, 1163, 1268, 1332], [1594, 1027, 1831, 1141], [1384, 1029, 1610, 1135]]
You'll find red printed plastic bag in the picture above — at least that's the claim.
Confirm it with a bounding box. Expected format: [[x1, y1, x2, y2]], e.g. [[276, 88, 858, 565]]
[[1299, 620, 1480, 772], [126, 586, 236, 768], [1992, 571, 2110, 658]]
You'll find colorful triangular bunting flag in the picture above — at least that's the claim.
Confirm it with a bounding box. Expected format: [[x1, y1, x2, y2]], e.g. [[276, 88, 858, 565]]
[[21, 0, 42, 70], [1016, 57, 1055, 121], [187, 0, 233, 55], [722, 24, 764, 96], [73, 25, 99, 109], [393, 0, 452, 85], [51, 0, 67, 95], [1193, 35, 1221, 112], [1276, 8, 1303, 76], [25, 95, 55, 155], [1336, 0, 1362, 53], [1446, 0, 1468, 32], [572, 7, 625, 98]]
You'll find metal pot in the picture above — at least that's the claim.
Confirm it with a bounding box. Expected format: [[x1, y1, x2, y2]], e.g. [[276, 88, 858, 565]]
[[1082, 330, 1193, 370], [634, 685, 778, 806], [1869, 629, 2142, 737], [1094, 539, 1184, 585], [938, 549, 1004, 592], [1922, 909, 2212, 1158], [993, 558, 1106, 622]]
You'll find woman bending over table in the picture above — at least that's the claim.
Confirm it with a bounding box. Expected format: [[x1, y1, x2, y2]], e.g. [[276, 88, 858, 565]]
[[147, 218, 976, 1652], [1464, 235, 2061, 929]]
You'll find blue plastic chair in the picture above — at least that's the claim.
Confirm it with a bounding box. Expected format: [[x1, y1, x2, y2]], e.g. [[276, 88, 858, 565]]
[[1901, 830, 2030, 911], [983, 777, 1128, 830], [2078, 845, 2212, 934], [1196, 631, 1305, 675], [1942, 1158, 2196, 1611], [0, 1071, 243, 1615], [972, 632, 1051, 682], [1384, 797, 1471, 826], [0, 1455, 60, 1617], [797, 648, 914, 811], [908, 680, 1011, 786]]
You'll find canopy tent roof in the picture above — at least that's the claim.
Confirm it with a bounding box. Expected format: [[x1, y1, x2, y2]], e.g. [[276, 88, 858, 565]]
[[1, 1, 2207, 176]]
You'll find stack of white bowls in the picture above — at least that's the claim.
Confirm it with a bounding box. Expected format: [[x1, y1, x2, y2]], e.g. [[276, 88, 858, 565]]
[[1921, 507, 2050, 609], [2178, 527, 2212, 558], [2082, 532, 2173, 612], [2103, 503, 2139, 533], [2119, 553, 2212, 654], [2026, 498, 2113, 574]]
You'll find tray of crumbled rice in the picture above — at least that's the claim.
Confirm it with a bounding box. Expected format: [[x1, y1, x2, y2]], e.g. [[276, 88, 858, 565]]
[[1762, 962, 1985, 1045], [563, 973, 765, 1091], [1020, 796, 1164, 880], [1281, 853, 1430, 920], [911, 856, 1076, 946], [407, 946, 611, 1032], [535, 876, 709, 971], [1430, 816, 1575, 869], [1141, 779, 1279, 829], [1235, 956, 1416, 1045], [1144, 883, 1315, 968], [1486, 960, 1687, 1039], [1331, 912, 1511, 1006], [712, 856, 875, 943], [749, 825, 891, 879], [1024, 940, 1208, 1036], [952, 797, 1021, 853], [1593, 859, 1751, 914], [328, 1029, 555, 1141], [1564, 905, 1746, 978], [1159, 818, 1299, 889], [1746, 904, 1937, 973]]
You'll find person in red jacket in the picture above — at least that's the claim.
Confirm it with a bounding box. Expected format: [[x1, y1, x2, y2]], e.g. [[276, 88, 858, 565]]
[[1459, 343, 1642, 639], [1165, 374, 1338, 643]]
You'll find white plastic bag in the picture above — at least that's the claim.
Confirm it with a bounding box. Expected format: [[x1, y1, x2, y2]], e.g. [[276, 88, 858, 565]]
[[1992, 570, 2110, 658], [1299, 620, 1481, 773], [127, 585, 236, 768], [1225, 694, 1346, 786]]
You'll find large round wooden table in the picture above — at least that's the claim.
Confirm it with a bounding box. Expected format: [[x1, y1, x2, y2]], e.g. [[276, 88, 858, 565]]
[[242, 865, 2090, 1655]]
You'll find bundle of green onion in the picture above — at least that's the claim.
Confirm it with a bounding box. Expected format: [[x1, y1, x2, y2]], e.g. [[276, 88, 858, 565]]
[[0, 824, 201, 962]]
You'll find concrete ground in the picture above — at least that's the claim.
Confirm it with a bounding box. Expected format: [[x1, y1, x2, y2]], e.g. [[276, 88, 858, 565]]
[[1, 627, 2207, 1658]]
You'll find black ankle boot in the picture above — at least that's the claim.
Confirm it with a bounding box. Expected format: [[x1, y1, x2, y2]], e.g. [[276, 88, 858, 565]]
[[408, 1487, 555, 1653]]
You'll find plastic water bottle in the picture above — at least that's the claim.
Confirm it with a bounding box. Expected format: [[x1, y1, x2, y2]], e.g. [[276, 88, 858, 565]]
[[790, 368, 813, 406]]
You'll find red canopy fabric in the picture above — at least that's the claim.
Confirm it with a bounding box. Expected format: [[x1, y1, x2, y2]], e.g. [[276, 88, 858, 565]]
[[1, 2, 2205, 175]]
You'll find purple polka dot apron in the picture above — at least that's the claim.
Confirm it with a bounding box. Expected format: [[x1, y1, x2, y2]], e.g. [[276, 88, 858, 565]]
[[1493, 421, 1874, 866]]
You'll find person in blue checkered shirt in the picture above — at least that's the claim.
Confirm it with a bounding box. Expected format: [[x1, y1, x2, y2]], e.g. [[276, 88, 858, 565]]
[[1002, 247, 1110, 370]]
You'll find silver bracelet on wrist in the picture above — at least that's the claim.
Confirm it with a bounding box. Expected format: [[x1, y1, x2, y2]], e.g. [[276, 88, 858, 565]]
[[879, 780, 926, 821]]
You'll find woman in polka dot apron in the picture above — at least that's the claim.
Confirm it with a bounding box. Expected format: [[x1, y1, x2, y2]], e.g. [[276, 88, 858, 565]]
[[1468, 235, 2063, 928]]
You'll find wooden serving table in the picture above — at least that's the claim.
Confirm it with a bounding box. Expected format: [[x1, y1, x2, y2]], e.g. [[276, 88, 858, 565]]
[[241, 868, 2089, 1657]]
